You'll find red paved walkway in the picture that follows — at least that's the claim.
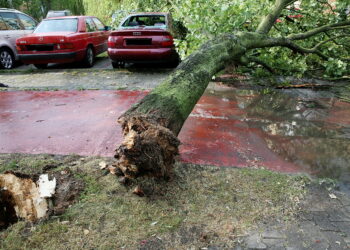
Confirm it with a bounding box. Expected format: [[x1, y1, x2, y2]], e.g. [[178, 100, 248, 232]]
[[0, 89, 301, 173]]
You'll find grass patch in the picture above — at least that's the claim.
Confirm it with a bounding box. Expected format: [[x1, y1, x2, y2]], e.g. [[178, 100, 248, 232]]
[[0, 154, 308, 249]]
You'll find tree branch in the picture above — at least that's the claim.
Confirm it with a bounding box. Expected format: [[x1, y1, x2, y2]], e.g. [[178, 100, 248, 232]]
[[325, 31, 350, 49], [313, 35, 349, 50], [256, 0, 297, 34], [248, 35, 328, 60], [247, 56, 275, 73], [287, 21, 350, 40]]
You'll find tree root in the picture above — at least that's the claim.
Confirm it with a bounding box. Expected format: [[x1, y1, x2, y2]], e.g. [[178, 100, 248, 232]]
[[114, 116, 180, 180]]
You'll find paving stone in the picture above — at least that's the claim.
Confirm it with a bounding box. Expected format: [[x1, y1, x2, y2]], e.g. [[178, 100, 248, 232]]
[[246, 242, 267, 250], [339, 195, 350, 206], [262, 230, 285, 239], [245, 234, 267, 250], [333, 222, 350, 235], [307, 240, 330, 250], [261, 238, 284, 247], [330, 242, 348, 250], [344, 237, 350, 248], [313, 212, 340, 232], [232, 246, 243, 250], [345, 206, 350, 214], [207, 246, 221, 250], [299, 211, 313, 221], [328, 211, 350, 222]]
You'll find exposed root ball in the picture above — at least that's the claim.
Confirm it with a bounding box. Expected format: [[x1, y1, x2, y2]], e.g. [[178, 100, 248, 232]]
[[114, 116, 180, 179]]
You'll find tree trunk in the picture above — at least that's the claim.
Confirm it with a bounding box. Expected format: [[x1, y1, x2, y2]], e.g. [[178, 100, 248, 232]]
[[114, 33, 247, 179]]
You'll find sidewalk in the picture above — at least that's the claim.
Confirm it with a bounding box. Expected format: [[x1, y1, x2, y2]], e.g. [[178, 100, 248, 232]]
[[0, 89, 301, 173], [236, 184, 350, 250]]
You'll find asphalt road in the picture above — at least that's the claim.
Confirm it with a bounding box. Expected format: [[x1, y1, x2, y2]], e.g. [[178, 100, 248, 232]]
[[0, 56, 173, 91]]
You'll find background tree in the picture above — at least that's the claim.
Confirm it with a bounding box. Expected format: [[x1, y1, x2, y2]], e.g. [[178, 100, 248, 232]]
[[1, 0, 85, 20]]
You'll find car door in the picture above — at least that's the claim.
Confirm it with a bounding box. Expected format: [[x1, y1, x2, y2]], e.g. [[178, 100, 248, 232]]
[[92, 17, 109, 54], [84, 18, 99, 51], [0, 12, 25, 59]]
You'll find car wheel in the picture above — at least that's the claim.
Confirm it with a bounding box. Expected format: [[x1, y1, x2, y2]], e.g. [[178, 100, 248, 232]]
[[83, 46, 95, 68], [167, 53, 181, 68], [0, 48, 15, 69], [112, 61, 125, 69], [34, 64, 48, 69]]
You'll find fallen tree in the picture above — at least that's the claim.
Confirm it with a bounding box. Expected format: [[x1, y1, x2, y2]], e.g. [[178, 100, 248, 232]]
[[114, 0, 350, 179]]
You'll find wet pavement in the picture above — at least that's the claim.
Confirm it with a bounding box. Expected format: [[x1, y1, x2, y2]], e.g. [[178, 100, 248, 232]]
[[1, 83, 350, 180]]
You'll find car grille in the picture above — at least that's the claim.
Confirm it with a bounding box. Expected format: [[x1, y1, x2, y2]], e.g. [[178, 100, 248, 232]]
[[26, 44, 55, 51], [125, 39, 152, 46]]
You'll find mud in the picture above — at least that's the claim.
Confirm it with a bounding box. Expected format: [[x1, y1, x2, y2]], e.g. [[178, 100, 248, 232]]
[[50, 169, 84, 215]]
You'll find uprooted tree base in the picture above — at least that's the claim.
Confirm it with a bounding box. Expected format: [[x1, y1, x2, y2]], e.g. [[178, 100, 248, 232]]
[[114, 116, 180, 179]]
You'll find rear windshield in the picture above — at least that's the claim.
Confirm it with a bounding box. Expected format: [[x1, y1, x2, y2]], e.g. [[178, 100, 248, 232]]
[[34, 18, 78, 33], [47, 12, 68, 18], [121, 15, 166, 28]]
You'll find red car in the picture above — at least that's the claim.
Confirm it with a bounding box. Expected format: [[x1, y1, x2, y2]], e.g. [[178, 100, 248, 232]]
[[16, 16, 110, 69], [107, 12, 180, 68]]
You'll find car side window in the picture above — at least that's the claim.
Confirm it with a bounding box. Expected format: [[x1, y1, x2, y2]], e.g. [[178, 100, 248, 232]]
[[0, 12, 22, 30], [17, 13, 36, 30], [92, 17, 105, 31], [85, 18, 97, 32], [0, 17, 8, 30]]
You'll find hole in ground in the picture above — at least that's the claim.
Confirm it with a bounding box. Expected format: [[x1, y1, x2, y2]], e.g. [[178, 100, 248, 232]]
[[0, 189, 18, 230], [0, 168, 84, 231]]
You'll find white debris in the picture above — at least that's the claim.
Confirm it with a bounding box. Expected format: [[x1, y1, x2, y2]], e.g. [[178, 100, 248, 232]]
[[38, 174, 56, 198], [99, 161, 107, 170], [329, 193, 337, 199], [150, 221, 158, 226]]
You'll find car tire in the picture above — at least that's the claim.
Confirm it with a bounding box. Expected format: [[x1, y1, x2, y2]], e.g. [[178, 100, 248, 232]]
[[83, 46, 95, 68], [112, 61, 125, 69], [34, 64, 48, 69], [0, 48, 15, 69], [167, 53, 181, 68]]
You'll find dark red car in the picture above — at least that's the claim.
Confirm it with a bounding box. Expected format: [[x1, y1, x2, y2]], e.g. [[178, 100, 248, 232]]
[[16, 16, 110, 69], [107, 12, 180, 68]]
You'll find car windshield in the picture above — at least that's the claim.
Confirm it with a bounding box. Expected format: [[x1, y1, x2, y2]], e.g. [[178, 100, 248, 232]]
[[121, 15, 166, 29], [34, 18, 78, 33]]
